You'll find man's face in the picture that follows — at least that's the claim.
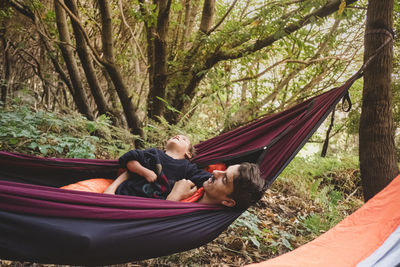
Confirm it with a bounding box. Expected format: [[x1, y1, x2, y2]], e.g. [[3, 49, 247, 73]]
[[202, 164, 240, 207]]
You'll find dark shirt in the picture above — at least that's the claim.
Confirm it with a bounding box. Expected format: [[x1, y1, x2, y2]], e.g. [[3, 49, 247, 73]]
[[116, 148, 211, 199]]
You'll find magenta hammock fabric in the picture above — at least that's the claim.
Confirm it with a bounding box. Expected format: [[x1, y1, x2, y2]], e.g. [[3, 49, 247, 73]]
[[0, 180, 221, 220], [0, 73, 359, 265]]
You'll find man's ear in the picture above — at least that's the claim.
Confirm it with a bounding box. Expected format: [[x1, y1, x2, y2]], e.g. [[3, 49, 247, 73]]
[[221, 198, 236, 208]]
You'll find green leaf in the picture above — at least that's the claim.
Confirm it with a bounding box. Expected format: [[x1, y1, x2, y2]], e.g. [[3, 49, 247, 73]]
[[310, 178, 322, 200], [54, 146, 64, 153], [9, 138, 18, 145], [156, 97, 182, 114], [28, 142, 38, 149], [86, 122, 96, 133], [38, 145, 48, 155], [249, 236, 260, 248], [281, 238, 293, 250]]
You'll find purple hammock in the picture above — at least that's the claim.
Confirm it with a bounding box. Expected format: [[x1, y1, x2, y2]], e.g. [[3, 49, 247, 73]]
[[0, 73, 359, 265]]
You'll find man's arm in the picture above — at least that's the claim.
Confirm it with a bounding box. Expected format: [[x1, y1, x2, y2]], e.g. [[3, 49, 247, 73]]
[[166, 179, 198, 201]]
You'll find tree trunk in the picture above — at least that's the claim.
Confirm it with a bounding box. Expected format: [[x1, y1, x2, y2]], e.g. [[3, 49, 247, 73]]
[[65, 0, 112, 118], [102, 68, 126, 128], [321, 109, 335, 157], [39, 40, 51, 108], [145, 0, 172, 120], [359, 0, 398, 201], [199, 0, 215, 33], [0, 30, 10, 107], [178, 0, 200, 52], [98, 0, 143, 146], [54, 0, 94, 120]]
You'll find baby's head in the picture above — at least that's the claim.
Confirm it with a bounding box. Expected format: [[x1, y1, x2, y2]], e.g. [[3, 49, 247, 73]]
[[165, 135, 195, 159]]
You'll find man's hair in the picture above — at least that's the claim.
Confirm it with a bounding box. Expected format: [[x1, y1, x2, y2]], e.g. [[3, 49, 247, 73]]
[[229, 162, 265, 209]]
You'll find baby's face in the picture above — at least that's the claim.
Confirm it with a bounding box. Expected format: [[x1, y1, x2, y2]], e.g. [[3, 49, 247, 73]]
[[166, 135, 192, 158]]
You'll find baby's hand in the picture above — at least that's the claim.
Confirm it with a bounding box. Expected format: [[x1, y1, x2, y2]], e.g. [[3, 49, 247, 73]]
[[144, 171, 157, 183]]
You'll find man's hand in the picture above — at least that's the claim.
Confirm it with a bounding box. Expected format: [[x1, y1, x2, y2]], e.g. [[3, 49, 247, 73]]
[[144, 171, 157, 183], [166, 179, 197, 201]]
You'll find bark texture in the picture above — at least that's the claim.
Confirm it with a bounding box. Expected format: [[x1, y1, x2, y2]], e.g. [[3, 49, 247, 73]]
[[359, 0, 398, 201], [143, 0, 172, 120], [0, 28, 10, 106], [199, 0, 215, 33]]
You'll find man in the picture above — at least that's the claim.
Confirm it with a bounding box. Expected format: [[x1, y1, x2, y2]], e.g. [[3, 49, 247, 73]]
[[167, 162, 265, 209]]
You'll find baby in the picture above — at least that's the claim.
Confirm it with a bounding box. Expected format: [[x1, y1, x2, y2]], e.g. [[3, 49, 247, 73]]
[[104, 135, 211, 199]]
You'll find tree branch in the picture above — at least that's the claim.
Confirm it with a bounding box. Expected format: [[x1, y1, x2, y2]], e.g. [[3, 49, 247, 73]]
[[207, 0, 238, 35], [232, 58, 289, 82], [118, 0, 148, 66], [55, 0, 106, 66], [214, 0, 358, 62], [232, 56, 342, 83], [8, 0, 35, 21]]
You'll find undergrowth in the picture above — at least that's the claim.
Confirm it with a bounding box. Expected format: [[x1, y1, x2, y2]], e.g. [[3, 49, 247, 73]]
[[0, 105, 217, 159], [0, 105, 133, 159]]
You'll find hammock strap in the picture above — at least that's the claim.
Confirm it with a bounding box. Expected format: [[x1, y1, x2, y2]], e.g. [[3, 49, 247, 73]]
[[341, 91, 352, 112], [321, 106, 336, 157], [319, 29, 394, 158], [357, 28, 395, 77]]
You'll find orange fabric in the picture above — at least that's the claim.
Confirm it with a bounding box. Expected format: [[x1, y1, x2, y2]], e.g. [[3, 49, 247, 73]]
[[180, 187, 205, 203], [205, 163, 226, 173], [60, 178, 114, 193], [247, 174, 400, 267]]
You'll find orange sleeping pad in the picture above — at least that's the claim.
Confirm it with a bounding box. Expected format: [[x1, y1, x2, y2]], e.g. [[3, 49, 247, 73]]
[[60, 178, 114, 193]]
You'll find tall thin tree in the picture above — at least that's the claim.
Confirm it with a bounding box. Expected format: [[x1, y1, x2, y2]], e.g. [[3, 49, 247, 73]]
[[54, 0, 94, 120], [98, 0, 144, 147], [359, 0, 399, 201], [65, 0, 112, 119]]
